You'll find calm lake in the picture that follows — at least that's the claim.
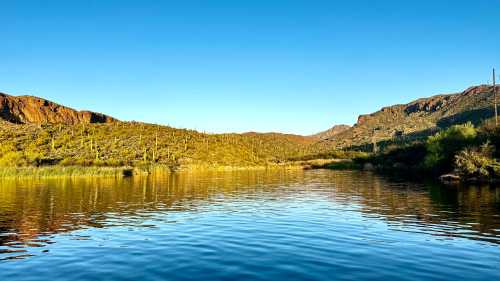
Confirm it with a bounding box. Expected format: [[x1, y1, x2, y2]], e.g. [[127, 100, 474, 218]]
[[0, 169, 499, 281]]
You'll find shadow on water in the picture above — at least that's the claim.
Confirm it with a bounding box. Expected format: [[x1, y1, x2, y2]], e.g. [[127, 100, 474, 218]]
[[0, 169, 499, 261]]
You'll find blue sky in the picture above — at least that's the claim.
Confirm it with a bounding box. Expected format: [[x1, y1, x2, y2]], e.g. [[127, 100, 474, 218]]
[[1, 0, 499, 135]]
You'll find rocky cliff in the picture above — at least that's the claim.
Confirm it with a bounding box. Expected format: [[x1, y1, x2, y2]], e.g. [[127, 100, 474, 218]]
[[0, 92, 117, 124], [326, 85, 500, 149]]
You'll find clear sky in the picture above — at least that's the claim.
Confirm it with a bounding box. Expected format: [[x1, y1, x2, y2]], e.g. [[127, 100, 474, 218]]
[[1, 1, 499, 135]]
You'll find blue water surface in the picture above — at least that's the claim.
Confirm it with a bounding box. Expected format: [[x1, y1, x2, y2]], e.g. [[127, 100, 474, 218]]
[[0, 170, 499, 281]]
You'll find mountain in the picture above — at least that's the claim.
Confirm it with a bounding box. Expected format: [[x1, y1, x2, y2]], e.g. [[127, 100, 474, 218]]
[[310, 125, 351, 140], [3, 84, 499, 164], [0, 92, 327, 168], [0, 92, 117, 124], [242, 132, 316, 145], [325, 85, 500, 149]]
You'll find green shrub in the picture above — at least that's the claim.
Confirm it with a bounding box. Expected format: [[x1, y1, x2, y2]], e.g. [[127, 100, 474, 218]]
[[425, 123, 478, 171], [353, 142, 427, 171], [0, 151, 28, 167], [483, 125, 500, 158], [290, 150, 368, 161]]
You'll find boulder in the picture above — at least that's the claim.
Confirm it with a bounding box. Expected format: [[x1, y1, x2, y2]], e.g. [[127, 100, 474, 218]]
[[439, 174, 461, 183]]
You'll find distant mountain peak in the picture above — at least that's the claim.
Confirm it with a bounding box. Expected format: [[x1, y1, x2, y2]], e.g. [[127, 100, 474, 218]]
[[311, 124, 351, 140]]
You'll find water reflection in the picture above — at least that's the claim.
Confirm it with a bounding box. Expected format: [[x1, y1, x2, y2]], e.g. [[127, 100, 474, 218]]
[[0, 170, 499, 261], [324, 172, 500, 244]]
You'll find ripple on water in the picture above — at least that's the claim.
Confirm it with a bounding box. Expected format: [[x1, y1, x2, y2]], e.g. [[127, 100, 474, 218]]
[[0, 170, 499, 281]]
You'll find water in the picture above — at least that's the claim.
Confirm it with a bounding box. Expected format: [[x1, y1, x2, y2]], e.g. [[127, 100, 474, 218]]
[[0, 170, 499, 281]]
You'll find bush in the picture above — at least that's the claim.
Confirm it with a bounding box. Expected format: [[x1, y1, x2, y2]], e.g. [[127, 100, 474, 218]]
[[354, 142, 427, 170], [483, 125, 500, 158], [289, 150, 368, 161], [24, 151, 45, 166], [0, 151, 28, 167], [425, 123, 478, 172], [454, 142, 500, 179]]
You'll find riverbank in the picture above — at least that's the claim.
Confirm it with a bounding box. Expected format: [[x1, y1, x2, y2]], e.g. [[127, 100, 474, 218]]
[[0, 159, 341, 179], [0, 166, 133, 179], [315, 123, 500, 184]]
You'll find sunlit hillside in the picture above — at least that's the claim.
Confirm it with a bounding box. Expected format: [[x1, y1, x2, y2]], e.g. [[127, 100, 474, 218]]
[[0, 120, 326, 168]]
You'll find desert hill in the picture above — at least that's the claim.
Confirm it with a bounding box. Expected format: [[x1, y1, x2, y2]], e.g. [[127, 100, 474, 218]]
[[0, 92, 117, 124], [310, 125, 351, 140], [324, 85, 500, 149]]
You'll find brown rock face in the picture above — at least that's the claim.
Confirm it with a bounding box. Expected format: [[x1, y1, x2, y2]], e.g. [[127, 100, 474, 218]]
[[0, 92, 118, 125], [326, 85, 500, 149]]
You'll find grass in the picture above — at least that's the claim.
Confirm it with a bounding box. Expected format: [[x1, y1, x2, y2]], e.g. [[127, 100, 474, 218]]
[[0, 166, 131, 179], [0, 163, 311, 179]]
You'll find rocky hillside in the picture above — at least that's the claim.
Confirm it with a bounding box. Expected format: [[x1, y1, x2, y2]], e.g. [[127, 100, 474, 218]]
[[325, 85, 500, 149], [310, 125, 351, 140], [0, 92, 117, 124]]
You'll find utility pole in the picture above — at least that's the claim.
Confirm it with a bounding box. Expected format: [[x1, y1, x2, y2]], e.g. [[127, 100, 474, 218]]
[[494, 68, 498, 126]]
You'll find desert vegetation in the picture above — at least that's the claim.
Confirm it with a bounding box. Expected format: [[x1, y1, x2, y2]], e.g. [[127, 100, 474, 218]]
[[352, 122, 500, 182], [0, 120, 340, 175], [2, 85, 499, 180]]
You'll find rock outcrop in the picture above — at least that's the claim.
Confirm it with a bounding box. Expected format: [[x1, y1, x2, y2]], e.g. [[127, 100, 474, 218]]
[[0, 92, 117, 125], [324, 85, 500, 149]]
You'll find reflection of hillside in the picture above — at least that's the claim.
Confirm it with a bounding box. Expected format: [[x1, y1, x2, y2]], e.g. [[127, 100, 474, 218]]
[[0, 170, 499, 258], [0, 170, 309, 250], [323, 171, 500, 243]]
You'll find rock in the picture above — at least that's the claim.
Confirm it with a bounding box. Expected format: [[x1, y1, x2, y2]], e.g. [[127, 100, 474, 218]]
[[122, 168, 134, 177], [0, 92, 118, 124], [466, 177, 479, 183], [302, 165, 313, 170], [439, 174, 461, 183]]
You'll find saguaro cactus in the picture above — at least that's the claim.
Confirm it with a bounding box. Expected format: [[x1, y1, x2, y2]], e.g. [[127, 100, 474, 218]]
[[154, 131, 159, 161], [494, 68, 498, 126], [184, 136, 188, 152], [51, 136, 55, 151], [95, 142, 99, 160]]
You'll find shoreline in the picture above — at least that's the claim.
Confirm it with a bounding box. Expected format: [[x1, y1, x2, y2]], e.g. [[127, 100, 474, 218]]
[[0, 160, 341, 179], [315, 160, 500, 185]]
